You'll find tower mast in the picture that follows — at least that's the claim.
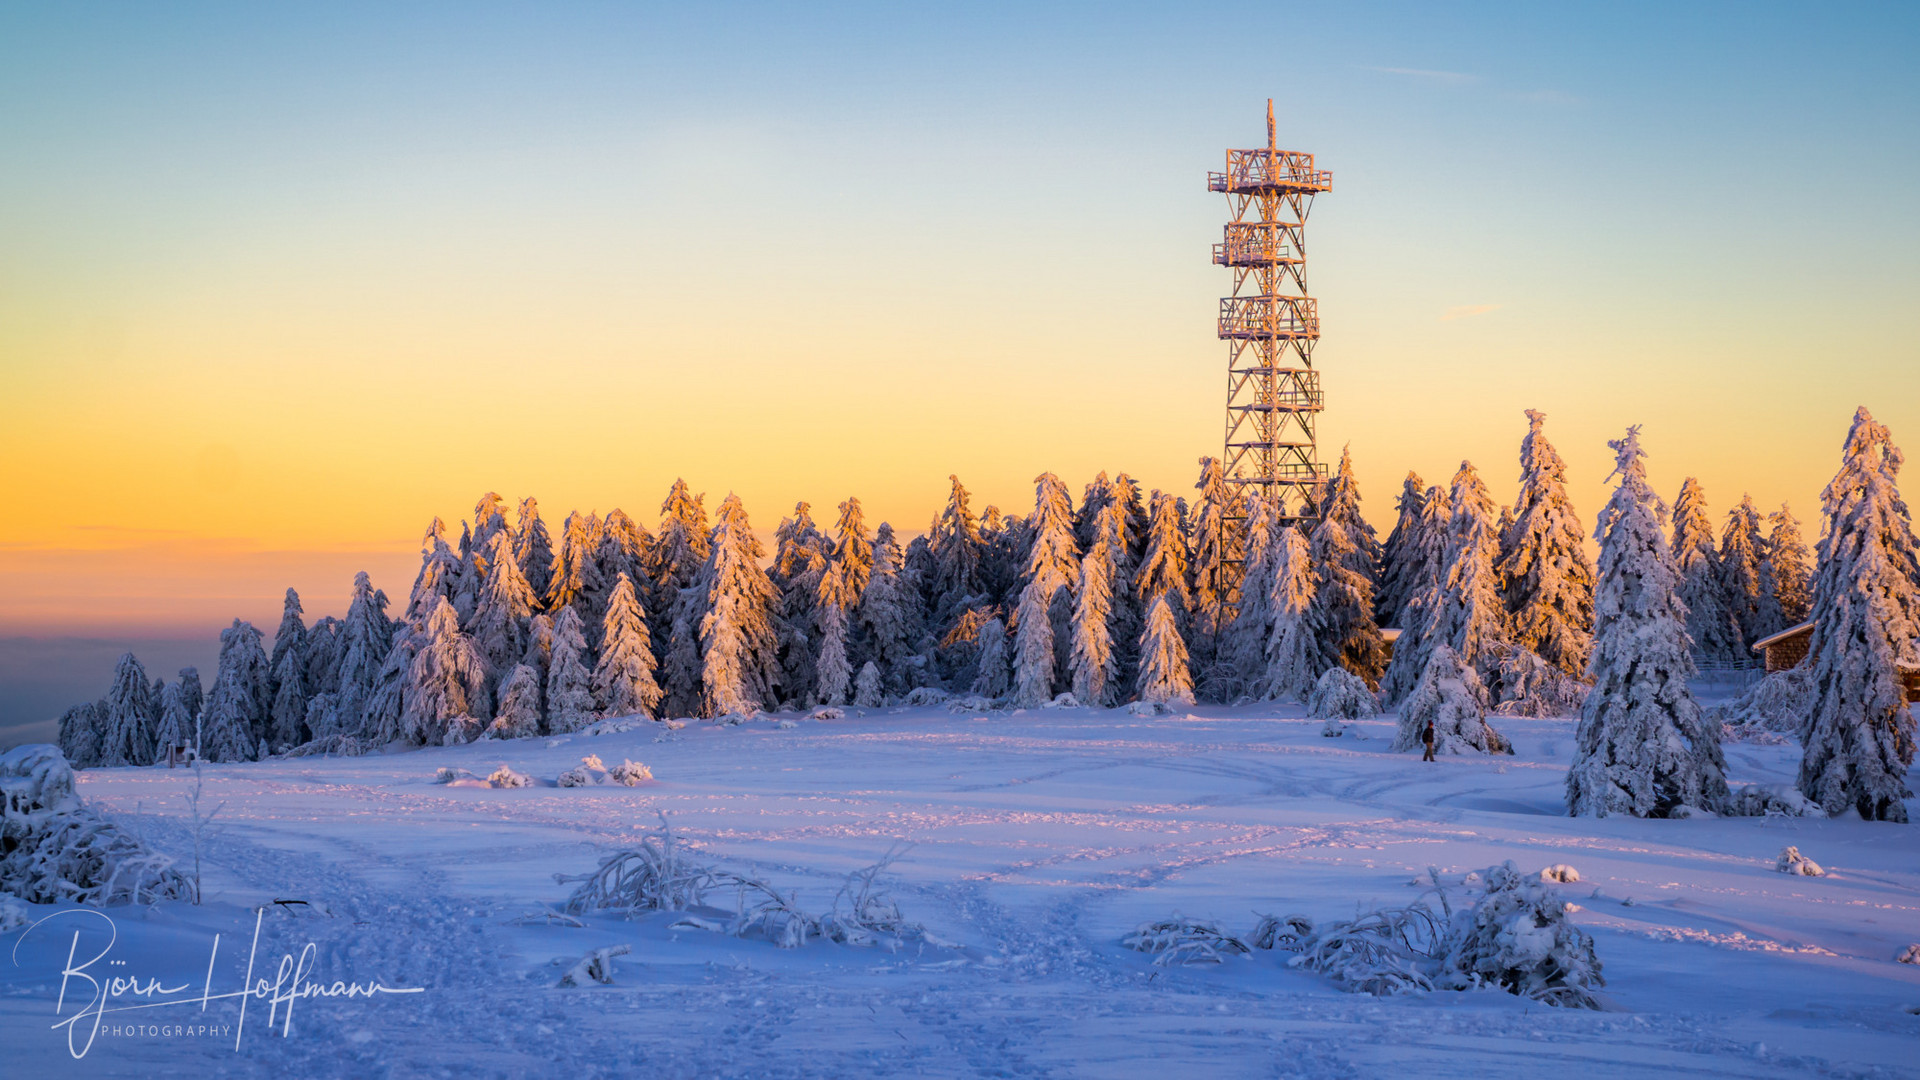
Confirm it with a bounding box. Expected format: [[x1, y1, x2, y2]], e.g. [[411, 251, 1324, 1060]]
[[1209, 99, 1333, 519]]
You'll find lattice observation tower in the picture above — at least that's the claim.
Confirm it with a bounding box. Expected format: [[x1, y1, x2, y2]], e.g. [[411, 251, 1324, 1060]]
[[1209, 99, 1332, 515]]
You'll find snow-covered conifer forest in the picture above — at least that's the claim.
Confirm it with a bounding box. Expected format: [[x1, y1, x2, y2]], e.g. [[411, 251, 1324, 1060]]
[[6, 407, 1919, 1078]]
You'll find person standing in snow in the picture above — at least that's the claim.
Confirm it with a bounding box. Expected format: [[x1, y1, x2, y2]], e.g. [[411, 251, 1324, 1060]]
[[1422, 719, 1437, 762]]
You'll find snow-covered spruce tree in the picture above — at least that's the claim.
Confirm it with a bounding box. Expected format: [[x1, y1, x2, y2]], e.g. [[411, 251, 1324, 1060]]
[[1392, 645, 1510, 755], [522, 612, 554, 681], [651, 478, 709, 626], [512, 496, 556, 602], [546, 606, 595, 733], [202, 620, 271, 762], [452, 494, 509, 626], [1220, 492, 1283, 698], [1310, 446, 1389, 687], [589, 508, 652, 643], [815, 555, 861, 707], [1266, 524, 1319, 702], [773, 507, 829, 707], [930, 475, 985, 627], [1374, 471, 1426, 630], [1433, 461, 1509, 674], [99, 652, 157, 767], [830, 497, 874, 610], [1497, 410, 1596, 677], [544, 511, 603, 625], [268, 638, 308, 750], [402, 596, 491, 745], [1672, 478, 1744, 665], [1190, 457, 1244, 676], [269, 588, 307, 687], [57, 702, 105, 768], [1761, 503, 1813, 633], [1023, 472, 1082, 686], [358, 620, 415, 745], [488, 664, 543, 738], [854, 661, 885, 707], [978, 505, 1026, 610], [1379, 483, 1454, 703], [970, 616, 1011, 698], [154, 678, 194, 758], [1568, 428, 1730, 818], [1136, 594, 1195, 706], [334, 571, 393, 731], [302, 617, 341, 700], [175, 666, 203, 743], [591, 573, 662, 720], [858, 522, 918, 696], [1797, 407, 1920, 821], [1134, 490, 1192, 622], [1099, 485, 1145, 688], [698, 494, 783, 717], [1719, 494, 1769, 649], [1075, 471, 1115, 553], [1012, 579, 1057, 707], [470, 529, 539, 678], [407, 518, 459, 621], [1070, 518, 1120, 707]]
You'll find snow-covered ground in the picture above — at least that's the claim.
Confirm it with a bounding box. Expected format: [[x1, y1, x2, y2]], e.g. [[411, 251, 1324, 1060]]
[[5, 701, 1917, 1078]]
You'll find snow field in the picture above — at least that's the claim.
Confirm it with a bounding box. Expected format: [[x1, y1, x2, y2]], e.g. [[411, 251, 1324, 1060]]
[[4, 703, 1917, 1078]]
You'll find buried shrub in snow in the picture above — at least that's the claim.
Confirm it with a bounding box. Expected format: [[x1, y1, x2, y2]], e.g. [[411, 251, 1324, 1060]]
[[488, 765, 534, 789], [1148, 861, 1603, 1008], [1443, 862, 1604, 1008], [0, 744, 189, 905], [558, 812, 928, 951], [1727, 784, 1824, 818], [1776, 846, 1826, 877], [1307, 667, 1379, 720], [556, 754, 649, 787], [1710, 666, 1813, 744], [555, 944, 630, 987], [1540, 864, 1580, 883], [1896, 944, 1920, 965], [1123, 916, 1253, 966]]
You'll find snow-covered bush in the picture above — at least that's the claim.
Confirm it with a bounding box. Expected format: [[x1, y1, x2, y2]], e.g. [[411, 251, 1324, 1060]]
[[1321, 718, 1345, 737], [488, 765, 533, 789], [1896, 944, 1919, 965], [1489, 645, 1589, 718], [1289, 903, 1444, 996], [555, 944, 630, 987], [559, 812, 715, 915], [1307, 667, 1379, 720], [1123, 916, 1252, 966], [441, 715, 484, 746], [1540, 864, 1580, 883], [1711, 667, 1812, 743], [1254, 864, 1603, 1008], [557, 755, 613, 787], [810, 706, 846, 720], [1776, 846, 1825, 877], [434, 767, 480, 784], [0, 891, 28, 932], [608, 759, 653, 786], [1725, 784, 1824, 818], [1392, 646, 1511, 755], [1440, 861, 1604, 1008], [1247, 912, 1316, 951], [853, 662, 885, 708], [903, 687, 949, 707], [818, 846, 925, 948], [0, 744, 189, 905], [1042, 692, 1082, 709]]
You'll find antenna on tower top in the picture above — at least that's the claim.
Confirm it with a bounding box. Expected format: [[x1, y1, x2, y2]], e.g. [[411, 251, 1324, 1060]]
[[1267, 98, 1276, 151]]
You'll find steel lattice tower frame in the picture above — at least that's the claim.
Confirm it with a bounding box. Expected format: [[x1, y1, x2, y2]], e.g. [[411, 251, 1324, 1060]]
[[1209, 99, 1333, 518]]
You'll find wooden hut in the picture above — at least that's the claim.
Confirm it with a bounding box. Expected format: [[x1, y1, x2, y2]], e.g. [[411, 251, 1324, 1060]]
[[1751, 620, 1920, 701]]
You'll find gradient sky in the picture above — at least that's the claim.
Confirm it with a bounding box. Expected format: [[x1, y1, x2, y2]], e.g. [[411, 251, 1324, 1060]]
[[2, 2, 1917, 737]]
